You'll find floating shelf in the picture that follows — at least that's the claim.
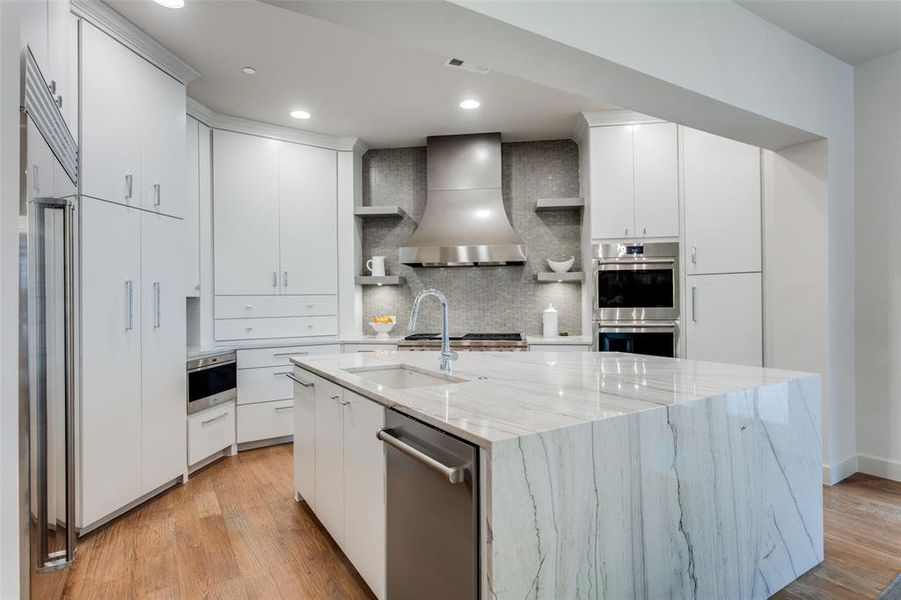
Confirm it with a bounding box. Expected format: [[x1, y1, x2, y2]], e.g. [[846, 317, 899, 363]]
[[536, 272, 583, 283], [354, 205, 408, 219], [535, 197, 584, 212], [356, 275, 406, 286]]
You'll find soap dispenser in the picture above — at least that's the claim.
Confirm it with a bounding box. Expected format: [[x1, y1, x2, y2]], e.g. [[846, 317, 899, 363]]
[[542, 303, 558, 338]]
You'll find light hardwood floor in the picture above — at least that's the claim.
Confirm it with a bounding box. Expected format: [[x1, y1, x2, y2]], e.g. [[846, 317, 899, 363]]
[[54, 445, 900, 599]]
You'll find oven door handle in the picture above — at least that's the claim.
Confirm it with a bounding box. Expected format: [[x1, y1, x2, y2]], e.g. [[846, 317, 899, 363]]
[[188, 358, 237, 373], [594, 259, 676, 269], [596, 322, 679, 334]]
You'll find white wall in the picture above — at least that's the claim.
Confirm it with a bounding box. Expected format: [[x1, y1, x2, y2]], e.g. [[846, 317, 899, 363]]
[[855, 49, 901, 482], [283, 0, 857, 479]]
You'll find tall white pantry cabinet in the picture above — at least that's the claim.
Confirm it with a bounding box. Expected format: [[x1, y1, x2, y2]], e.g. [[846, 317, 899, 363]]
[[78, 22, 188, 529]]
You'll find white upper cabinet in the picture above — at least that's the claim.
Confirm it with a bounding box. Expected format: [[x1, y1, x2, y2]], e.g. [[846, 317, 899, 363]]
[[185, 117, 201, 296], [278, 142, 338, 295], [589, 123, 678, 240], [81, 22, 186, 217], [81, 22, 141, 206], [213, 130, 281, 295], [589, 125, 634, 239], [682, 127, 761, 275], [685, 272, 762, 366], [634, 123, 679, 238], [140, 212, 187, 493]]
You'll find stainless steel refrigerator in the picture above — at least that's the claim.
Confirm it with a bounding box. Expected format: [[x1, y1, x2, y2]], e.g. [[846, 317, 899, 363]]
[[18, 45, 79, 599]]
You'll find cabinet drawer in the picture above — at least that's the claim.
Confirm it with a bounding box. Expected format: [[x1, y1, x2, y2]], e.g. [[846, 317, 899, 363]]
[[187, 404, 235, 466], [237, 366, 294, 405], [237, 344, 340, 369], [237, 399, 294, 443], [215, 295, 337, 319], [214, 316, 338, 341]]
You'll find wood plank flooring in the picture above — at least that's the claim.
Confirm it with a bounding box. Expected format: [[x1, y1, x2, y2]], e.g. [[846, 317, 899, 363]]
[[53, 445, 901, 599]]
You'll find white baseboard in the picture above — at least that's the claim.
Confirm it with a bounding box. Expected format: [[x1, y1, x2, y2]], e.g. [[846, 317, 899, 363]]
[[858, 453, 901, 483], [823, 453, 859, 485]]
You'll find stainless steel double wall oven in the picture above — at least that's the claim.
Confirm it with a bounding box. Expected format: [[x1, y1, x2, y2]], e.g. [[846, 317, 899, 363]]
[[592, 242, 680, 357]]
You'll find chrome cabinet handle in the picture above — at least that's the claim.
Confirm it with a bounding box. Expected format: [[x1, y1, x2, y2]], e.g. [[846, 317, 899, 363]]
[[306, 303, 314, 309], [125, 280, 134, 330], [283, 270, 288, 287], [274, 405, 293, 412], [244, 304, 253, 309], [377, 429, 466, 484], [691, 246, 697, 264], [273, 370, 292, 376], [48, 80, 57, 94], [201, 412, 228, 426], [272, 270, 277, 287], [330, 394, 349, 405], [55, 95, 62, 109], [285, 373, 313, 387], [153, 282, 161, 328], [274, 351, 308, 356], [125, 174, 133, 199], [153, 183, 161, 208], [625, 227, 629, 236], [691, 285, 698, 323]]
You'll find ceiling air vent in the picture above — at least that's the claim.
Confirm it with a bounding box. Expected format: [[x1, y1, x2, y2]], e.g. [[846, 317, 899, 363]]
[[443, 57, 490, 74]]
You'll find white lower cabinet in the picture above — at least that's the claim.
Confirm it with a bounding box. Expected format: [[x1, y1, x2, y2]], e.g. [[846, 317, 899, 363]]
[[237, 400, 294, 443], [214, 315, 337, 341], [296, 368, 386, 599], [236, 367, 294, 405], [188, 403, 235, 466], [684, 272, 762, 366]]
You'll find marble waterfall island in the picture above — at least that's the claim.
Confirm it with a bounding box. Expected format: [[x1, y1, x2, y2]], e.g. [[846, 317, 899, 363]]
[[293, 351, 823, 600]]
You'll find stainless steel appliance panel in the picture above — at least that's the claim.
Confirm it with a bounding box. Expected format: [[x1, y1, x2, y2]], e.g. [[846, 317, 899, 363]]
[[186, 352, 237, 415], [382, 410, 479, 600], [595, 322, 678, 358], [592, 242, 679, 322]]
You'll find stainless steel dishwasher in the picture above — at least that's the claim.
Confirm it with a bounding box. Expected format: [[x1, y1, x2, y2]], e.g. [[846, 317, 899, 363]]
[[377, 409, 479, 600]]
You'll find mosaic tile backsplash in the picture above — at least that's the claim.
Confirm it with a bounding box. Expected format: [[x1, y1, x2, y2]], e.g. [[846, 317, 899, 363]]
[[361, 140, 582, 336]]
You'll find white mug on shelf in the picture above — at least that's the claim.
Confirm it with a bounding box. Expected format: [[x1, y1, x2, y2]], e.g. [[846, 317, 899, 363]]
[[366, 256, 386, 277]]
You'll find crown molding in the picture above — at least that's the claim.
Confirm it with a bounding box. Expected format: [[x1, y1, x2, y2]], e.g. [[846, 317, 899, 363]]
[[581, 109, 664, 128], [71, 0, 199, 84], [186, 96, 364, 152]]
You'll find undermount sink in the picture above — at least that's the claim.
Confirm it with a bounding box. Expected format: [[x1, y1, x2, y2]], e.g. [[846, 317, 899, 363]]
[[342, 364, 467, 389]]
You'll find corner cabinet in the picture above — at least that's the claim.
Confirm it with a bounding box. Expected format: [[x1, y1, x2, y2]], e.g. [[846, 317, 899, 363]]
[[294, 368, 386, 600], [589, 122, 678, 240]]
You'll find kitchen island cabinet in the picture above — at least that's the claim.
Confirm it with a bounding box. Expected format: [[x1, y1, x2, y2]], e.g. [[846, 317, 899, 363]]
[[292, 350, 822, 600]]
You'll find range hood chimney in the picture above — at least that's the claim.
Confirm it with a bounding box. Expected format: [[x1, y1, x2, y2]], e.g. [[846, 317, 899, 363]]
[[399, 133, 526, 267]]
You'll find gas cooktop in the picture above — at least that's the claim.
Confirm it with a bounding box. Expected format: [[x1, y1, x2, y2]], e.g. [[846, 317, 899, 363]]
[[399, 332, 527, 351], [403, 333, 524, 341]]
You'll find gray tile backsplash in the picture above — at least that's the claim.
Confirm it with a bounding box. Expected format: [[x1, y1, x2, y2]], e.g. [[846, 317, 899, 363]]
[[361, 140, 582, 336]]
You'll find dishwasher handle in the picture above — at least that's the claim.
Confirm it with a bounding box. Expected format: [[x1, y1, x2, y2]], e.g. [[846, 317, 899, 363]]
[[377, 429, 466, 484]]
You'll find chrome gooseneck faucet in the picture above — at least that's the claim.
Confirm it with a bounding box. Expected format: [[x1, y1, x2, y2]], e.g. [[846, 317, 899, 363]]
[[408, 288, 458, 374]]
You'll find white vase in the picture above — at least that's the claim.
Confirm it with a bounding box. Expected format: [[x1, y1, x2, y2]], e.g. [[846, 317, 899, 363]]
[[542, 304, 558, 338]]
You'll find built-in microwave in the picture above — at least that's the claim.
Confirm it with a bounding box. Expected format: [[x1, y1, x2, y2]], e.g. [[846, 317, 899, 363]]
[[595, 322, 678, 358], [187, 350, 237, 415], [592, 242, 679, 322]]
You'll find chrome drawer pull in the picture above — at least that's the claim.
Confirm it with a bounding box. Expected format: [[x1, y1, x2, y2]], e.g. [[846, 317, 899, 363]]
[[285, 373, 313, 387], [274, 405, 293, 412], [377, 429, 466, 484], [201, 412, 228, 426]]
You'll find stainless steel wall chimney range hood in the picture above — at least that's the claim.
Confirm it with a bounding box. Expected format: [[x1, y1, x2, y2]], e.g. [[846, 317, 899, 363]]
[[399, 133, 527, 267]]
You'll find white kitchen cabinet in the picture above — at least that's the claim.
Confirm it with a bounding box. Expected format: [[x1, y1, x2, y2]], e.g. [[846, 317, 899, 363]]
[[140, 212, 187, 492], [214, 315, 337, 341], [237, 344, 340, 370], [185, 116, 201, 296], [80, 198, 143, 526], [343, 390, 386, 600], [213, 130, 281, 295], [682, 127, 762, 275], [278, 142, 338, 294], [292, 369, 316, 509], [589, 123, 678, 240], [314, 377, 346, 546], [215, 294, 337, 319], [187, 403, 235, 467], [684, 272, 762, 366], [634, 123, 679, 238], [237, 400, 294, 443], [21, 0, 76, 134], [81, 22, 141, 206], [236, 366, 294, 405]]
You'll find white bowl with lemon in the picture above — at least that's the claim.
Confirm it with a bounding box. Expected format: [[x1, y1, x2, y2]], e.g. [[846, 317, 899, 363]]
[[369, 315, 396, 338]]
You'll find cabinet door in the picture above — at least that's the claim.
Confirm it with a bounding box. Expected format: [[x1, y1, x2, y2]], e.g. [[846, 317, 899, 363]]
[[20, 0, 48, 77], [293, 369, 317, 510], [343, 392, 386, 600], [278, 142, 338, 294], [48, 1, 77, 135], [314, 377, 345, 547], [185, 116, 200, 296], [682, 127, 761, 274], [80, 198, 142, 526], [685, 272, 762, 366], [140, 212, 187, 493], [634, 123, 678, 238], [139, 57, 186, 218], [81, 22, 141, 206], [589, 125, 634, 239], [213, 130, 280, 295]]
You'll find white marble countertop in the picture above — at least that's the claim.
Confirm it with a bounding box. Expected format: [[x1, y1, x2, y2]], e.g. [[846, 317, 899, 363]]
[[292, 350, 817, 448], [186, 336, 401, 360], [526, 335, 593, 345]]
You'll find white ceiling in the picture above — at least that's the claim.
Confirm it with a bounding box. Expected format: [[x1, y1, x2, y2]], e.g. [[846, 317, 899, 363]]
[[737, 0, 901, 65], [107, 0, 617, 148]]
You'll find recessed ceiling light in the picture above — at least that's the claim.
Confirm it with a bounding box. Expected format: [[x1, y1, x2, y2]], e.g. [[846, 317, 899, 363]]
[[241, 66, 256, 75], [459, 99, 480, 110], [290, 110, 311, 120], [153, 0, 184, 8]]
